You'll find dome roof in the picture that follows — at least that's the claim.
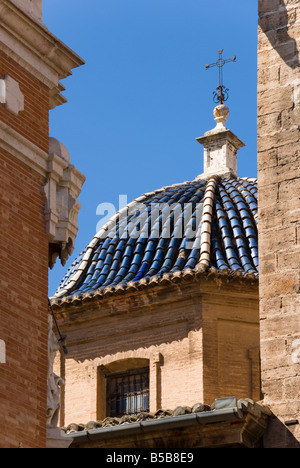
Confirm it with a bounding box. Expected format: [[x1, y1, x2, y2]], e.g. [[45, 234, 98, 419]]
[[52, 175, 258, 305]]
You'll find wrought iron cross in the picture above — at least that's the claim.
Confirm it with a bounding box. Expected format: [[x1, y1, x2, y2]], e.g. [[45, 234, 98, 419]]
[[205, 49, 236, 105]]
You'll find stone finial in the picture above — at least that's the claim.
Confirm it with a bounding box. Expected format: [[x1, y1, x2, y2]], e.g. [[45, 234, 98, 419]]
[[213, 104, 229, 130], [196, 105, 245, 179]]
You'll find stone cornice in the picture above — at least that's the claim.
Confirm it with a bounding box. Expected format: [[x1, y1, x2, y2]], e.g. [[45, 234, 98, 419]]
[[51, 267, 259, 319], [0, 0, 85, 109], [196, 129, 245, 151]]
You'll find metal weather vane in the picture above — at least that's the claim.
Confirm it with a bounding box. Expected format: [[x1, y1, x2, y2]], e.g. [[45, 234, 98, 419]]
[[205, 49, 236, 105]]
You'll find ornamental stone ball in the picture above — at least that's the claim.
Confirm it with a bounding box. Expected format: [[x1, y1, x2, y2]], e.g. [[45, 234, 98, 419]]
[[213, 104, 229, 129]]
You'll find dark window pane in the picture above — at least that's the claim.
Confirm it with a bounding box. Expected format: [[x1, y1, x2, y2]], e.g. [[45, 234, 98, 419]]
[[107, 367, 149, 418]]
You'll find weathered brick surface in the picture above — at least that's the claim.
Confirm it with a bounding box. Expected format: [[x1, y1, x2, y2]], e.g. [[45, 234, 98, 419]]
[[54, 279, 259, 428], [0, 55, 49, 447], [258, 0, 300, 447], [0, 50, 49, 153]]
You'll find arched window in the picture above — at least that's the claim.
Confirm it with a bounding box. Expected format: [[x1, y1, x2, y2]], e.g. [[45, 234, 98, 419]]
[[98, 358, 150, 419], [107, 367, 149, 418]]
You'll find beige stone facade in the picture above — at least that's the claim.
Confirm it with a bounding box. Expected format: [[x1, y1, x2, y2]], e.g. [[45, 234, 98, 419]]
[[258, 0, 300, 448], [53, 274, 260, 429]]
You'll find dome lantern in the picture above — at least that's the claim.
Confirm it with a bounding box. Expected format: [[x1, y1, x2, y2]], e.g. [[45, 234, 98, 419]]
[[196, 104, 245, 179]]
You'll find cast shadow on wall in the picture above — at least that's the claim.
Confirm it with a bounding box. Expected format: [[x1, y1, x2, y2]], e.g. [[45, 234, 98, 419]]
[[263, 415, 300, 448], [259, 0, 299, 69]]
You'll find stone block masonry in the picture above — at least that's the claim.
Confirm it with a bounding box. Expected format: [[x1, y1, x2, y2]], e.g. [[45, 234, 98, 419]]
[[258, 0, 300, 448]]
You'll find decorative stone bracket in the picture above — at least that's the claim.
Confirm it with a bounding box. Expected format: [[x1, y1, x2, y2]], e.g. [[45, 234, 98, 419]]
[[0, 75, 25, 116], [43, 138, 86, 269], [0, 340, 6, 364]]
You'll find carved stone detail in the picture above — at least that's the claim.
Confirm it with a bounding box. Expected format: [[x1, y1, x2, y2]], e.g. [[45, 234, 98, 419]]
[[0, 75, 24, 116], [47, 314, 63, 428], [47, 315, 73, 448], [43, 138, 85, 268]]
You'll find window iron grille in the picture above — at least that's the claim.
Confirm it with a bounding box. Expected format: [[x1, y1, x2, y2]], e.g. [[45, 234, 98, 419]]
[[107, 367, 149, 418]]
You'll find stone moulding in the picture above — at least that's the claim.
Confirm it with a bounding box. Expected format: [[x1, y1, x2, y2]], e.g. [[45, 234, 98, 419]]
[[50, 266, 258, 311], [44, 139, 86, 269], [11, 0, 43, 23], [0, 0, 85, 109], [0, 119, 85, 268], [0, 118, 49, 175]]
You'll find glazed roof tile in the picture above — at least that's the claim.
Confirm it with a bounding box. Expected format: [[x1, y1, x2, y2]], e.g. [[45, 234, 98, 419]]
[[52, 176, 258, 305]]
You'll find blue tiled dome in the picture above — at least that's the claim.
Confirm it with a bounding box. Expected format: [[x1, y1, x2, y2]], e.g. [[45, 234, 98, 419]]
[[53, 176, 258, 303]]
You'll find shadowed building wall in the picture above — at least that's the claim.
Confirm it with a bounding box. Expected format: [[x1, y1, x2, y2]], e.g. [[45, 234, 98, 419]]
[[258, 0, 300, 448]]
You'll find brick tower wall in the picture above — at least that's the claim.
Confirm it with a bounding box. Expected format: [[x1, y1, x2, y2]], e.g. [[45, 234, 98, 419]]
[[0, 51, 49, 449], [258, 0, 300, 448], [0, 0, 84, 448]]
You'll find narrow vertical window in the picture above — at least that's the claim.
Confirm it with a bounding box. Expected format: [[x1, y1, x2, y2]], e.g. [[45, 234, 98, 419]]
[[106, 367, 149, 418]]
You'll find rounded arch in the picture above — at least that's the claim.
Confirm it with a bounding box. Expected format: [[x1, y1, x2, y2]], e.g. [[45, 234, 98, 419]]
[[103, 357, 149, 375], [99, 348, 153, 372], [97, 354, 151, 420]]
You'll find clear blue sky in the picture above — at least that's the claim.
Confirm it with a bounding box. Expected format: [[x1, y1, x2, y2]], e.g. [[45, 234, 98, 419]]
[[45, 0, 258, 296]]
